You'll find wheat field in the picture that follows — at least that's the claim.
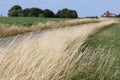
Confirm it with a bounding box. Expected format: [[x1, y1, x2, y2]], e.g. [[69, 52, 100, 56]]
[[0, 20, 118, 80]]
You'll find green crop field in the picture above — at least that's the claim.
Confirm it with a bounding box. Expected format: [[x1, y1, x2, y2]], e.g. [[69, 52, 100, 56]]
[[86, 23, 120, 79], [0, 17, 71, 26]]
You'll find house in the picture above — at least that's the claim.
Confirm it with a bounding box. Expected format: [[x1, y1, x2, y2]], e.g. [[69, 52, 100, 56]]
[[102, 11, 116, 17]]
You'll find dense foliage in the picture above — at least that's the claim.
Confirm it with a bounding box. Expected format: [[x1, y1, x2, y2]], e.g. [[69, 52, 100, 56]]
[[23, 8, 43, 17], [42, 9, 54, 18], [55, 8, 78, 18], [8, 5, 78, 18], [8, 5, 23, 17], [117, 14, 120, 17]]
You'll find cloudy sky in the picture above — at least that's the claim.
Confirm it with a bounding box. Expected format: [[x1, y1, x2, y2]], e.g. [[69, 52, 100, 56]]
[[0, 0, 119, 17]]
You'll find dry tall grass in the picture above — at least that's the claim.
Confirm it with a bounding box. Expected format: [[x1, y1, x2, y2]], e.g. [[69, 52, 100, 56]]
[[0, 18, 101, 38], [0, 20, 117, 80]]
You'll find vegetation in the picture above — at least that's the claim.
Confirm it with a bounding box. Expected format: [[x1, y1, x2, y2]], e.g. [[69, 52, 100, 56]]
[[0, 18, 100, 38], [55, 8, 78, 18], [117, 14, 120, 17], [8, 5, 78, 18], [41, 9, 54, 18], [8, 5, 23, 17], [86, 23, 120, 52], [85, 23, 120, 79], [0, 17, 70, 26], [0, 20, 118, 80], [86, 16, 98, 19], [23, 8, 43, 17]]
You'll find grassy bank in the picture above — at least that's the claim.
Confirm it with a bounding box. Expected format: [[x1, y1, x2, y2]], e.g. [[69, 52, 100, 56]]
[[86, 23, 120, 53], [0, 18, 100, 38], [85, 23, 120, 79]]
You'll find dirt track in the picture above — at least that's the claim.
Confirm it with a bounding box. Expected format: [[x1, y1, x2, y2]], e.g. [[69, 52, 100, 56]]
[[0, 20, 115, 48]]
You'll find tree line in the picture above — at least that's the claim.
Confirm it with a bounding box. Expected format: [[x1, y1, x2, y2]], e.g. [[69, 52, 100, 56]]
[[117, 14, 120, 17], [8, 5, 78, 18]]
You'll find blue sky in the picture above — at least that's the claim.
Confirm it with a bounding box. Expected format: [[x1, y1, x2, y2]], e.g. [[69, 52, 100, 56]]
[[0, 0, 119, 17]]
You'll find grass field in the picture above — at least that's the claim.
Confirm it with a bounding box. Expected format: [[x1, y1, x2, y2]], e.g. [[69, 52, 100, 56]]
[[86, 23, 120, 52], [0, 17, 71, 26], [85, 23, 120, 79], [0, 20, 118, 80]]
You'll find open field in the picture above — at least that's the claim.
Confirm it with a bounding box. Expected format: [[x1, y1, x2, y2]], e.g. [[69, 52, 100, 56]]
[[0, 18, 100, 38], [0, 20, 119, 80], [0, 17, 71, 26]]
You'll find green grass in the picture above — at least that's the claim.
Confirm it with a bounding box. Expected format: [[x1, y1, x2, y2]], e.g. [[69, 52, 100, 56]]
[[87, 23, 120, 52], [0, 17, 71, 26], [85, 23, 120, 79]]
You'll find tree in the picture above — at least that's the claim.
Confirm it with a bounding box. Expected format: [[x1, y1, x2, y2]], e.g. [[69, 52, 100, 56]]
[[117, 14, 120, 17], [23, 8, 43, 17], [22, 8, 30, 17], [42, 9, 54, 18], [8, 5, 78, 18], [55, 8, 78, 18], [68, 10, 78, 18], [8, 5, 23, 17]]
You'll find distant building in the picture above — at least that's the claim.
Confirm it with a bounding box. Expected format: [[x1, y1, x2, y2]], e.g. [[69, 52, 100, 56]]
[[102, 11, 116, 17]]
